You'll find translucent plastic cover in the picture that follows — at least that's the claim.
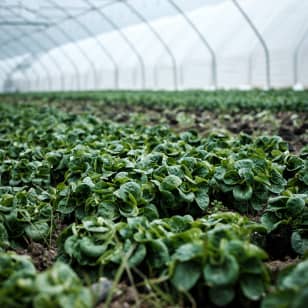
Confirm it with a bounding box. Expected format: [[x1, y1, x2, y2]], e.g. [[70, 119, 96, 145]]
[[0, 0, 307, 92]]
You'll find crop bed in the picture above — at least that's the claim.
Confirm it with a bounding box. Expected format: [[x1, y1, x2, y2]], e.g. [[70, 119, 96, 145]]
[[0, 91, 307, 308]]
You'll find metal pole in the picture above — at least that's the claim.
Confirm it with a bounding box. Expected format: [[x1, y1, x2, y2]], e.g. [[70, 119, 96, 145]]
[[122, 0, 178, 90], [19, 6, 81, 91], [0, 48, 32, 92], [48, 0, 99, 90], [41, 1, 120, 83], [168, 0, 217, 88], [232, 0, 271, 89], [294, 26, 308, 86], [2, 7, 54, 91], [0, 56, 19, 92], [0, 1, 118, 90], [4, 4, 83, 90], [0, 38, 41, 91], [86, 0, 145, 88]]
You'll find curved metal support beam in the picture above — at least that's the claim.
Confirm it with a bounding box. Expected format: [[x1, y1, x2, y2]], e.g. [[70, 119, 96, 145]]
[[122, 0, 178, 90], [232, 0, 271, 89], [0, 48, 31, 92], [14, 6, 66, 90], [86, 0, 144, 88], [0, 13, 81, 91], [0, 56, 15, 87], [49, 0, 120, 89], [5, 37, 51, 91], [2, 7, 54, 91], [0, 36, 42, 91], [294, 26, 308, 85], [0, 55, 22, 92], [168, 0, 217, 88], [76, 2, 120, 89], [48, 0, 99, 89], [0, 1, 118, 90], [19, 6, 81, 91]]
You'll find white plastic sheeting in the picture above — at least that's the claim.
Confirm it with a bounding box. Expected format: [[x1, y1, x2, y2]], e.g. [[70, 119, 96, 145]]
[[1, 0, 308, 92]]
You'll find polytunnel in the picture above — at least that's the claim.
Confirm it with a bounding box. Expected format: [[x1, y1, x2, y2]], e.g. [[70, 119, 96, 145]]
[[0, 1, 308, 307], [0, 0, 308, 92]]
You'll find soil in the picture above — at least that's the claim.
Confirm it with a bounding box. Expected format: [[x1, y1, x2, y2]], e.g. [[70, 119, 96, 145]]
[[266, 257, 299, 279], [14, 217, 65, 271], [15, 241, 57, 271], [42, 100, 308, 153]]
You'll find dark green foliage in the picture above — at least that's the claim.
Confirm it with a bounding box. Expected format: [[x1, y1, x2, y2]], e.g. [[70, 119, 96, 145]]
[[0, 96, 307, 307]]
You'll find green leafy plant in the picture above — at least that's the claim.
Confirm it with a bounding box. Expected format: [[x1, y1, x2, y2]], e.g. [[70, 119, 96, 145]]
[[261, 194, 308, 255], [262, 259, 308, 308], [0, 252, 93, 308]]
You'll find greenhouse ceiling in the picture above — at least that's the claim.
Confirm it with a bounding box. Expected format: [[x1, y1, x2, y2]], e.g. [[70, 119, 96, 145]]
[[0, 0, 307, 92], [0, 0, 209, 59]]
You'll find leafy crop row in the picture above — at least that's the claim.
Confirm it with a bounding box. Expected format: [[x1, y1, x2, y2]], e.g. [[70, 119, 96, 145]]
[[0, 101, 307, 307], [2, 89, 308, 111]]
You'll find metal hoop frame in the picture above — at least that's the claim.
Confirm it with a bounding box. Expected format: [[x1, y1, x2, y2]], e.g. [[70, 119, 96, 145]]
[[168, 0, 217, 89], [0, 0, 307, 91], [232, 0, 271, 89], [86, 0, 145, 88]]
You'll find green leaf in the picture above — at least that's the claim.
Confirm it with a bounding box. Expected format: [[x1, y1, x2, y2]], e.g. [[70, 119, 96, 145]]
[[173, 242, 203, 262], [240, 274, 265, 300], [286, 197, 305, 216], [233, 184, 253, 201], [160, 175, 182, 191], [147, 239, 169, 269], [282, 259, 308, 289], [208, 286, 235, 307], [286, 156, 303, 172], [79, 237, 106, 258], [160, 190, 176, 208], [114, 181, 142, 206], [178, 189, 195, 203], [223, 171, 240, 185], [235, 159, 254, 169], [268, 170, 286, 193], [203, 254, 239, 286], [25, 221, 49, 241], [291, 232, 308, 255], [128, 244, 146, 267], [292, 288, 308, 308], [64, 236, 79, 257], [195, 190, 209, 211], [142, 203, 159, 220], [118, 202, 139, 217], [260, 212, 278, 231], [168, 215, 193, 232], [171, 261, 201, 291], [261, 290, 294, 308]]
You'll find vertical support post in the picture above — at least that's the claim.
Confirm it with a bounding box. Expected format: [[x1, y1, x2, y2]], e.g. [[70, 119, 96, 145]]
[[86, 0, 145, 88], [294, 26, 308, 86], [168, 0, 217, 89], [2, 6, 54, 91], [21, 6, 85, 91], [0, 56, 19, 92], [48, 0, 99, 90], [122, 0, 178, 90], [0, 48, 32, 92], [232, 0, 271, 89], [48, 0, 120, 89]]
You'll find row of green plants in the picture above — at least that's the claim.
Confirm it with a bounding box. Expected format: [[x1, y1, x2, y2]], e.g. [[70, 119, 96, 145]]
[[0, 102, 307, 307], [2, 89, 308, 111], [0, 236, 308, 308]]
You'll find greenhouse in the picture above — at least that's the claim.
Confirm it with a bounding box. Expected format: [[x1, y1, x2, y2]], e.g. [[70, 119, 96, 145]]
[[0, 1, 307, 307]]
